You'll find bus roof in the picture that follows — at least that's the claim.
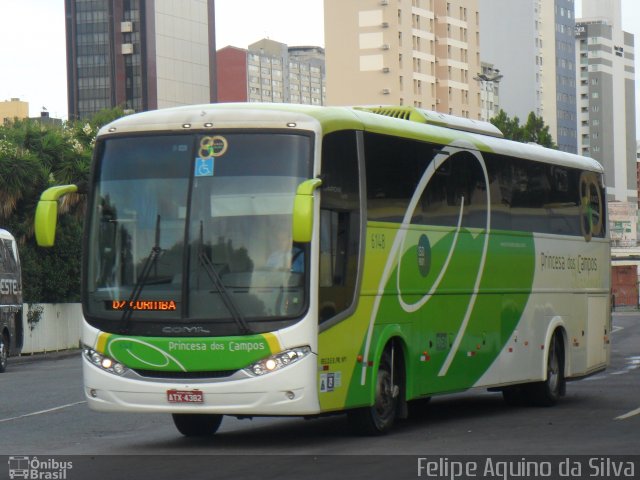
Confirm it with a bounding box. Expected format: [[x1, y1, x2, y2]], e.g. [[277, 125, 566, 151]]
[[98, 103, 603, 174]]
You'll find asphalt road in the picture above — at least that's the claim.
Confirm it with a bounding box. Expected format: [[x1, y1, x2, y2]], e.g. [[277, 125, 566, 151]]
[[1, 313, 638, 479]]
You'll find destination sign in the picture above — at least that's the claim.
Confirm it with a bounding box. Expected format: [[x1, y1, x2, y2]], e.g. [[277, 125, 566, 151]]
[[107, 300, 177, 311]]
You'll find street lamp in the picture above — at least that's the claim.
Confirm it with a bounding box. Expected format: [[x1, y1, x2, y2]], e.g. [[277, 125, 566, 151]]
[[474, 68, 503, 121]]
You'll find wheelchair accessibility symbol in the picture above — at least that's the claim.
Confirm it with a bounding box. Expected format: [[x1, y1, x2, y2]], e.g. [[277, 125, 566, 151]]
[[194, 157, 214, 177]]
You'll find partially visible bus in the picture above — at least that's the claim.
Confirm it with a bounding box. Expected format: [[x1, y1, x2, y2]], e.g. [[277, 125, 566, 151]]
[[0, 229, 23, 373], [35, 104, 610, 435]]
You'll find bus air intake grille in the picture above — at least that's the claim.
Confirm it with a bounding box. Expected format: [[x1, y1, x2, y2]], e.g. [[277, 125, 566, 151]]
[[133, 369, 238, 379], [356, 105, 504, 138]]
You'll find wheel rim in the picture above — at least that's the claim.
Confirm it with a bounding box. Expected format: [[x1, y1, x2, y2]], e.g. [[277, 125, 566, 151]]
[[374, 367, 395, 424], [0, 337, 7, 369]]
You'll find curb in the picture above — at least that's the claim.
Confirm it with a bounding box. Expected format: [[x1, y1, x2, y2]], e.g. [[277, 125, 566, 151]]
[[13, 349, 81, 365]]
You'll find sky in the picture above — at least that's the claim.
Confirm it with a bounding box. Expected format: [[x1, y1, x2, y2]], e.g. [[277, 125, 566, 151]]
[[0, 0, 638, 136]]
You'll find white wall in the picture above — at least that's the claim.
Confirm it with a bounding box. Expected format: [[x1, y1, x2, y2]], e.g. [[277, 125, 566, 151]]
[[21, 304, 82, 354]]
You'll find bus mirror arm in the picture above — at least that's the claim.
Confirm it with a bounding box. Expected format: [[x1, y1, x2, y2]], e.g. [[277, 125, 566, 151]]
[[75, 180, 88, 194], [292, 178, 323, 243], [35, 184, 79, 247]]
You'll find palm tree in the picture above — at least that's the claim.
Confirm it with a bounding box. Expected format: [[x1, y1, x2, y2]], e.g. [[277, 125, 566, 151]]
[[0, 136, 46, 236], [0, 108, 125, 302], [1, 119, 92, 232]]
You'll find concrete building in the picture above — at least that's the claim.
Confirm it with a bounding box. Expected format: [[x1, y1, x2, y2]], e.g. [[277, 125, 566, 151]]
[[65, 0, 217, 120], [323, 0, 481, 119], [217, 39, 325, 105], [30, 111, 64, 127], [478, 0, 578, 153], [0, 98, 28, 124], [637, 141, 640, 208], [576, 0, 637, 209]]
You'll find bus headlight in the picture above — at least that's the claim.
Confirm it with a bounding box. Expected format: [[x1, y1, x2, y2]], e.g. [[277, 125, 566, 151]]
[[244, 346, 312, 376], [83, 346, 128, 376]]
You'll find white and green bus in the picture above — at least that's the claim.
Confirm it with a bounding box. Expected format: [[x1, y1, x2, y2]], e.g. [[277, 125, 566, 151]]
[[36, 104, 610, 436]]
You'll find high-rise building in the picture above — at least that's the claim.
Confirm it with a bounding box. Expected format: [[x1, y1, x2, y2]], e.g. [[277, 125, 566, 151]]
[[478, 0, 578, 153], [576, 0, 637, 208], [323, 0, 481, 119], [65, 0, 217, 120], [216, 39, 326, 105], [637, 142, 640, 208]]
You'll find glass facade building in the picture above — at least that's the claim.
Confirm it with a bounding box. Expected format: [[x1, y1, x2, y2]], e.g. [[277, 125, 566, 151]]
[[66, 0, 217, 120]]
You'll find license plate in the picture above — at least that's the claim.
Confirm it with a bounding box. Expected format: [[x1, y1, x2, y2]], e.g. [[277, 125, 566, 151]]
[[167, 389, 204, 403]]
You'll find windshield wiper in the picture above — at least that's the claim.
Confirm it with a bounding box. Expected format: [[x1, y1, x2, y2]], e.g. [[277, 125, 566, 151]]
[[198, 222, 252, 335], [120, 215, 163, 331]]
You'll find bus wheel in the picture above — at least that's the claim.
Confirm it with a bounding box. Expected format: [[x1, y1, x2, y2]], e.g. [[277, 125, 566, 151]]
[[0, 333, 8, 373], [347, 350, 399, 435], [172, 413, 223, 436], [528, 332, 565, 407]]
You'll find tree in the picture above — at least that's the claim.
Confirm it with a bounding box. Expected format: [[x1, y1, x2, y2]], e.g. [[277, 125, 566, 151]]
[[522, 112, 556, 148], [490, 109, 557, 149], [490, 109, 525, 143], [0, 107, 126, 302]]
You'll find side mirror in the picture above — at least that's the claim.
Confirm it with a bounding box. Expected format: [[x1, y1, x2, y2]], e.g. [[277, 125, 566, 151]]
[[292, 178, 322, 243], [35, 185, 79, 247]]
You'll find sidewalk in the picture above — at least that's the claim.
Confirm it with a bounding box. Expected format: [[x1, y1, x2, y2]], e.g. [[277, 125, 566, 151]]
[[612, 306, 640, 314]]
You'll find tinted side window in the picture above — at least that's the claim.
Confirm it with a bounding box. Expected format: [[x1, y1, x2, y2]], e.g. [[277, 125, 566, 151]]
[[416, 151, 488, 229], [363, 130, 591, 237], [2, 240, 17, 270], [365, 132, 434, 222], [493, 155, 581, 236]]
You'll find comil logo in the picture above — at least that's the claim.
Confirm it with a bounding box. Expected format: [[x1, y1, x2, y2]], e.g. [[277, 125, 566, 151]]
[[8, 456, 73, 479]]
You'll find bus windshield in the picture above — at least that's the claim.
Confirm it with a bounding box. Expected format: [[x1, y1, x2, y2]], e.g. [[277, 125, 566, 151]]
[[85, 132, 313, 335]]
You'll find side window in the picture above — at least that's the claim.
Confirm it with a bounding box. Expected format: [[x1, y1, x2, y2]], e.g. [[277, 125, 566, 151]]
[[484, 154, 583, 236], [510, 159, 582, 235], [2, 240, 17, 272], [547, 166, 581, 235], [365, 132, 430, 222], [0, 241, 5, 275], [416, 151, 488, 229], [318, 131, 361, 323]]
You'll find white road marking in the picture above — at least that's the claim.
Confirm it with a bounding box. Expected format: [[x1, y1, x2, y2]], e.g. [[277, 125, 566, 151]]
[[615, 406, 640, 420], [0, 401, 86, 424]]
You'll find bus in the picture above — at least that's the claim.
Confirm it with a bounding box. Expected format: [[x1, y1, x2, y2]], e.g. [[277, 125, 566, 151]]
[[0, 228, 23, 373], [35, 104, 610, 436]]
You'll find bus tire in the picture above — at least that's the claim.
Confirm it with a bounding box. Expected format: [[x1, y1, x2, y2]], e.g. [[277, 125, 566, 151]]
[[0, 332, 9, 373], [528, 332, 565, 407], [347, 349, 399, 435], [172, 413, 223, 436]]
